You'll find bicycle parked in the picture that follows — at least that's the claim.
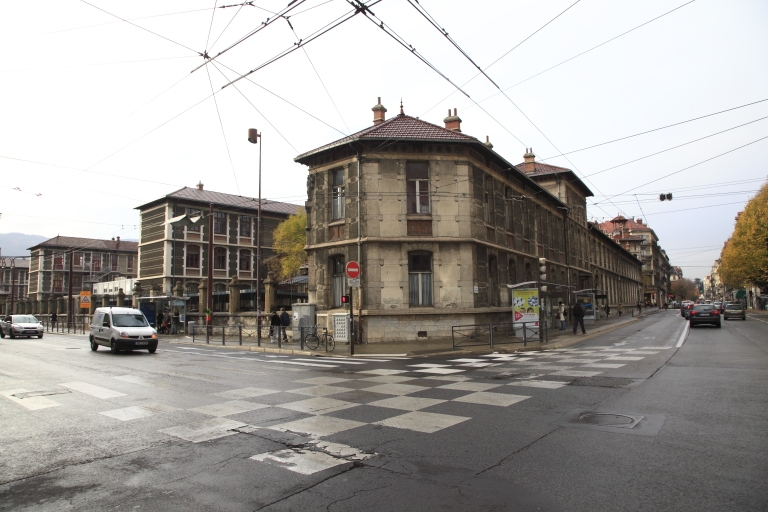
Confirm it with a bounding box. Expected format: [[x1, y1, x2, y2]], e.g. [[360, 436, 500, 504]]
[[304, 327, 335, 352]]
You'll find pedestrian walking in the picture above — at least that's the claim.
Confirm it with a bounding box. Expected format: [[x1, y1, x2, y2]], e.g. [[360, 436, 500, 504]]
[[637, 301, 642, 314], [157, 310, 164, 331], [572, 302, 586, 335], [51, 312, 57, 330], [279, 308, 290, 342], [172, 309, 180, 334], [558, 301, 566, 330], [270, 310, 281, 343], [618, 303, 623, 316], [605, 304, 611, 317]]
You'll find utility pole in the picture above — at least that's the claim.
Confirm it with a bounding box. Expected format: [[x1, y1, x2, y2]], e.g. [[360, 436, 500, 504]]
[[67, 251, 73, 326], [207, 203, 214, 327]]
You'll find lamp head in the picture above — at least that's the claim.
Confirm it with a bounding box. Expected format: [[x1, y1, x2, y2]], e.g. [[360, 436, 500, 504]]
[[248, 128, 260, 144]]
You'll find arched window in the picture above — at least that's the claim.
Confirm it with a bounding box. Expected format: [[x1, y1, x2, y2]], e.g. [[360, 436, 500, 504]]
[[214, 247, 227, 270], [331, 256, 345, 307], [239, 250, 251, 271], [408, 252, 433, 306], [186, 245, 200, 268], [185, 282, 199, 296]]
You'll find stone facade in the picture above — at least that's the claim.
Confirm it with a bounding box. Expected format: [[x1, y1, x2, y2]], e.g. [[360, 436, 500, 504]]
[[296, 101, 644, 343]]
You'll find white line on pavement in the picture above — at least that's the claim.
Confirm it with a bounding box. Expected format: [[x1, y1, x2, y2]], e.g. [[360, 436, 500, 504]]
[[676, 322, 690, 348], [59, 382, 126, 399]]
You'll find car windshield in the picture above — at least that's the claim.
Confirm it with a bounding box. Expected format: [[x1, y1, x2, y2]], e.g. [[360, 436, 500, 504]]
[[112, 314, 148, 327], [694, 305, 714, 311], [13, 315, 39, 324], [725, 304, 743, 310]]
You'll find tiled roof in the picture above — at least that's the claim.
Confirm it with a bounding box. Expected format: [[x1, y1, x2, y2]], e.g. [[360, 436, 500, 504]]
[[514, 162, 571, 175], [295, 114, 478, 161], [29, 236, 139, 252], [137, 187, 302, 215]]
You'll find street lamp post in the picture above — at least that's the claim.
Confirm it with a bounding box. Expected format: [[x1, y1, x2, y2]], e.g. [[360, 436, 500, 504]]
[[248, 128, 262, 346]]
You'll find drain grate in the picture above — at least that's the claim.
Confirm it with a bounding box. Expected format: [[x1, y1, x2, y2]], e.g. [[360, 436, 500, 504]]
[[570, 411, 643, 429]]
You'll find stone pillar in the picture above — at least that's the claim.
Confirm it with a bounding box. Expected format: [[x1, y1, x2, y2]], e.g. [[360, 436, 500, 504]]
[[263, 272, 277, 314], [228, 276, 242, 314], [198, 279, 208, 313], [89, 295, 97, 314], [173, 280, 184, 298], [117, 288, 126, 307], [102, 294, 110, 307]]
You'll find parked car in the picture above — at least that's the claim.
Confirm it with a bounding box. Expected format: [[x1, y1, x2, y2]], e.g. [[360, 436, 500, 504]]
[[0, 315, 44, 339], [689, 304, 721, 328], [89, 307, 158, 354], [723, 303, 746, 321]]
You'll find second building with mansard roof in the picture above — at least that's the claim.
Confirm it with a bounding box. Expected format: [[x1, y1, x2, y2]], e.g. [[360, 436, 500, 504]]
[[295, 99, 643, 343]]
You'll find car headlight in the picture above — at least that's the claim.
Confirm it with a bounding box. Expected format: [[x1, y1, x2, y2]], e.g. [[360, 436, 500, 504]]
[[119, 331, 129, 338]]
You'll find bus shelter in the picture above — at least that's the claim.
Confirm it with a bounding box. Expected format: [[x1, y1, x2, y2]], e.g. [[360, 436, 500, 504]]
[[573, 289, 608, 323], [136, 295, 189, 333]]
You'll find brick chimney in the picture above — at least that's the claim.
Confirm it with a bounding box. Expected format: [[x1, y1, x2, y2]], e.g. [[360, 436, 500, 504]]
[[443, 108, 462, 132], [484, 136, 493, 149], [636, 218, 643, 225], [197, 181, 204, 191], [372, 97, 387, 125], [523, 148, 536, 174]]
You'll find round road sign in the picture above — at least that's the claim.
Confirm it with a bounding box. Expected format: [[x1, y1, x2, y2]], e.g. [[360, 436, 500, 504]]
[[345, 261, 360, 279]]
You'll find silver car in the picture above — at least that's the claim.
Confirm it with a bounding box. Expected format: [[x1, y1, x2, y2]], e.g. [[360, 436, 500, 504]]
[[0, 315, 44, 339]]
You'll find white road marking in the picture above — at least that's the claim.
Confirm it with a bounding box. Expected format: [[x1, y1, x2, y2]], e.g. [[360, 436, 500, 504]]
[[413, 368, 466, 375], [676, 322, 690, 348], [160, 417, 247, 443], [250, 440, 374, 475], [213, 387, 280, 399], [293, 358, 366, 365], [113, 375, 172, 388], [100, 403, 179, 421], [317, 356, 392, 362], [0, 388, 61, 410], [351, 353, 408, 358], [256, 359, 339, 368], [189, 400, 270, 417], [373, 411, 470, 433], [452, 392, 530, 407], [268, 415, 366, 437], [59, 382, 126, 399], [507, 380, 567, 389]]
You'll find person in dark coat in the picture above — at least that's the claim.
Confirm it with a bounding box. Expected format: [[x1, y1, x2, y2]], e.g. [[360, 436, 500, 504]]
[[572, 302, 586, 335], [279, 308, 290, 342], [270, 311, 281, 343]]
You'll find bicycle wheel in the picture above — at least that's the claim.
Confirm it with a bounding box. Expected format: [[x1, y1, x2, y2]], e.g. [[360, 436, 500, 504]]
[[326, 335, 335, 352], [304, 334, 320, 350]]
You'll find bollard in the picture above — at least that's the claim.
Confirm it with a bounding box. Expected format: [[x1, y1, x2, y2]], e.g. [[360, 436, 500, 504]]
[[239, 325, 242, 345], [222, 326, 226, 345]]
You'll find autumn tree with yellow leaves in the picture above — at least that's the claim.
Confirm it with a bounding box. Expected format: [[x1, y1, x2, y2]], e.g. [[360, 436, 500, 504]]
[[270, 208, 307, 280], [719, 183, 768, 289]]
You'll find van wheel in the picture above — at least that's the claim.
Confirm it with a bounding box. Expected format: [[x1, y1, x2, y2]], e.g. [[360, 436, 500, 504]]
[[90, 337, 98, 351], [148, 346, 157, 354], [110, 340, 118, 354], [0, 330, 4, 338], [9, 331, 15, 339]]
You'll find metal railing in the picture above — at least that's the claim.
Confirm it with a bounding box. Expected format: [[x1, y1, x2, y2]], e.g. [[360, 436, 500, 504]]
[[191, 324, 244, 345], [452, 321, 547, 350], [190, 324, 311, 349], [42, 314, 91, 335]]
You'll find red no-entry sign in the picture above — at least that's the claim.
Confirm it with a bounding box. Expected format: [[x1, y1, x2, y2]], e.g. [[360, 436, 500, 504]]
[[345, 261, 360, 279]]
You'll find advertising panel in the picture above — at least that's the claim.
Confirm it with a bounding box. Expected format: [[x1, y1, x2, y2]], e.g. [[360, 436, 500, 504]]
[[512, 288, 540, 325]]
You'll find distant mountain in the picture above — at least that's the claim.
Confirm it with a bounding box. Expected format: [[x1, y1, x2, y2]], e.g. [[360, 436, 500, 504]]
[[0, 233, 48, 257]]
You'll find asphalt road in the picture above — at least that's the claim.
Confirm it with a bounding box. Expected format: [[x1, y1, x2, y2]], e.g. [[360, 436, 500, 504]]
[[0, 311, 766, 511]]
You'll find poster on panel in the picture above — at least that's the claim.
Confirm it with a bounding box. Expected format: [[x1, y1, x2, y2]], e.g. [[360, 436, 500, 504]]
[[512, 288, 539, 326]]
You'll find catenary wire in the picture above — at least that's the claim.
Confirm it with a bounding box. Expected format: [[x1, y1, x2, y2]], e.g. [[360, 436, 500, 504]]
[[540, 98, 768, 162], [205, 65, 241, 194]]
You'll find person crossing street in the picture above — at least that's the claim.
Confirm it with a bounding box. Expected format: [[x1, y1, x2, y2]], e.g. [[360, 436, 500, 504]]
[[572, 301, 586, 335]]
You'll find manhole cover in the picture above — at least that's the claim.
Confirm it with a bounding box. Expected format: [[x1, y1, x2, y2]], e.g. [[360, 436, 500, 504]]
[[570, 412, 643, 429]]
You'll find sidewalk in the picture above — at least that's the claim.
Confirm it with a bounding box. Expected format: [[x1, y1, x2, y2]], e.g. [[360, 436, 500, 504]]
[[158, 308, 662, 358]]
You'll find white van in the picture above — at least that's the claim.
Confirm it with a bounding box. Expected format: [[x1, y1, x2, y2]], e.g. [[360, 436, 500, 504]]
[[90, 307, 158, 354]]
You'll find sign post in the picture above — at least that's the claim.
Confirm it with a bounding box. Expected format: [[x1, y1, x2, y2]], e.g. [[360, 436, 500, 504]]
[[345, 262, 360, 355]]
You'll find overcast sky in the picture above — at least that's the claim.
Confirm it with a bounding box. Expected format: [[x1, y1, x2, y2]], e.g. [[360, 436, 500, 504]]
[[1, 0, 766, 279]]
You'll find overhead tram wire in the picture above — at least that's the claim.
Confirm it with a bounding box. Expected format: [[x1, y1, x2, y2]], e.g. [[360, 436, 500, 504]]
[[204, 0, 219, 54], [205, 66, 242, 195], [221, 1, 380, 90], [420, 0, 583, 117], [465, 0, 699, 115], [592, 134, 768, 206], [190, 0, 310, 74], [286, 18, 351, 133], [580, 114, 768, 179], [79, 0, 204, 57], [211, 62, 299, 153], [401, 1, 623, 220], [355, 4, 527, 148], [208, 1, 251, 52], [540, 98, 768, 162]]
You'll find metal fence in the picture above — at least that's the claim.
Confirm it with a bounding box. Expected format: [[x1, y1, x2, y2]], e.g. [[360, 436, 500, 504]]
[[190, 324, 313, 349], [452, 321, 547, 350], [42, 315, 91, 335]]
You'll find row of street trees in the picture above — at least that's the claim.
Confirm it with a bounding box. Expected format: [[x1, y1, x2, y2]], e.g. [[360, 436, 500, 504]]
[[719, 183, 768, 289]]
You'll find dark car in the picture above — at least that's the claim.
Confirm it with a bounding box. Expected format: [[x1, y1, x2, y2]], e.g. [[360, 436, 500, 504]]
[[689, 304, 721, 328], [723, 303, 746, 320], [682, 302, 695, 319]]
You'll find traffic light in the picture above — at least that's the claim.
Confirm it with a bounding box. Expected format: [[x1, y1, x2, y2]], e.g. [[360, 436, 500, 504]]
[[341, 295, 350, 304], [539, 258, 547, 292], [659, 193, 673, 201]]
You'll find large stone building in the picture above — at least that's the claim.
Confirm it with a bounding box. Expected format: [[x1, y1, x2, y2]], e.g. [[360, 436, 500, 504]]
[[295, 100, 643, 343], [135, 183, 301, 312], [0, 258, 29, 314], [599, 216, 672, 306]]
